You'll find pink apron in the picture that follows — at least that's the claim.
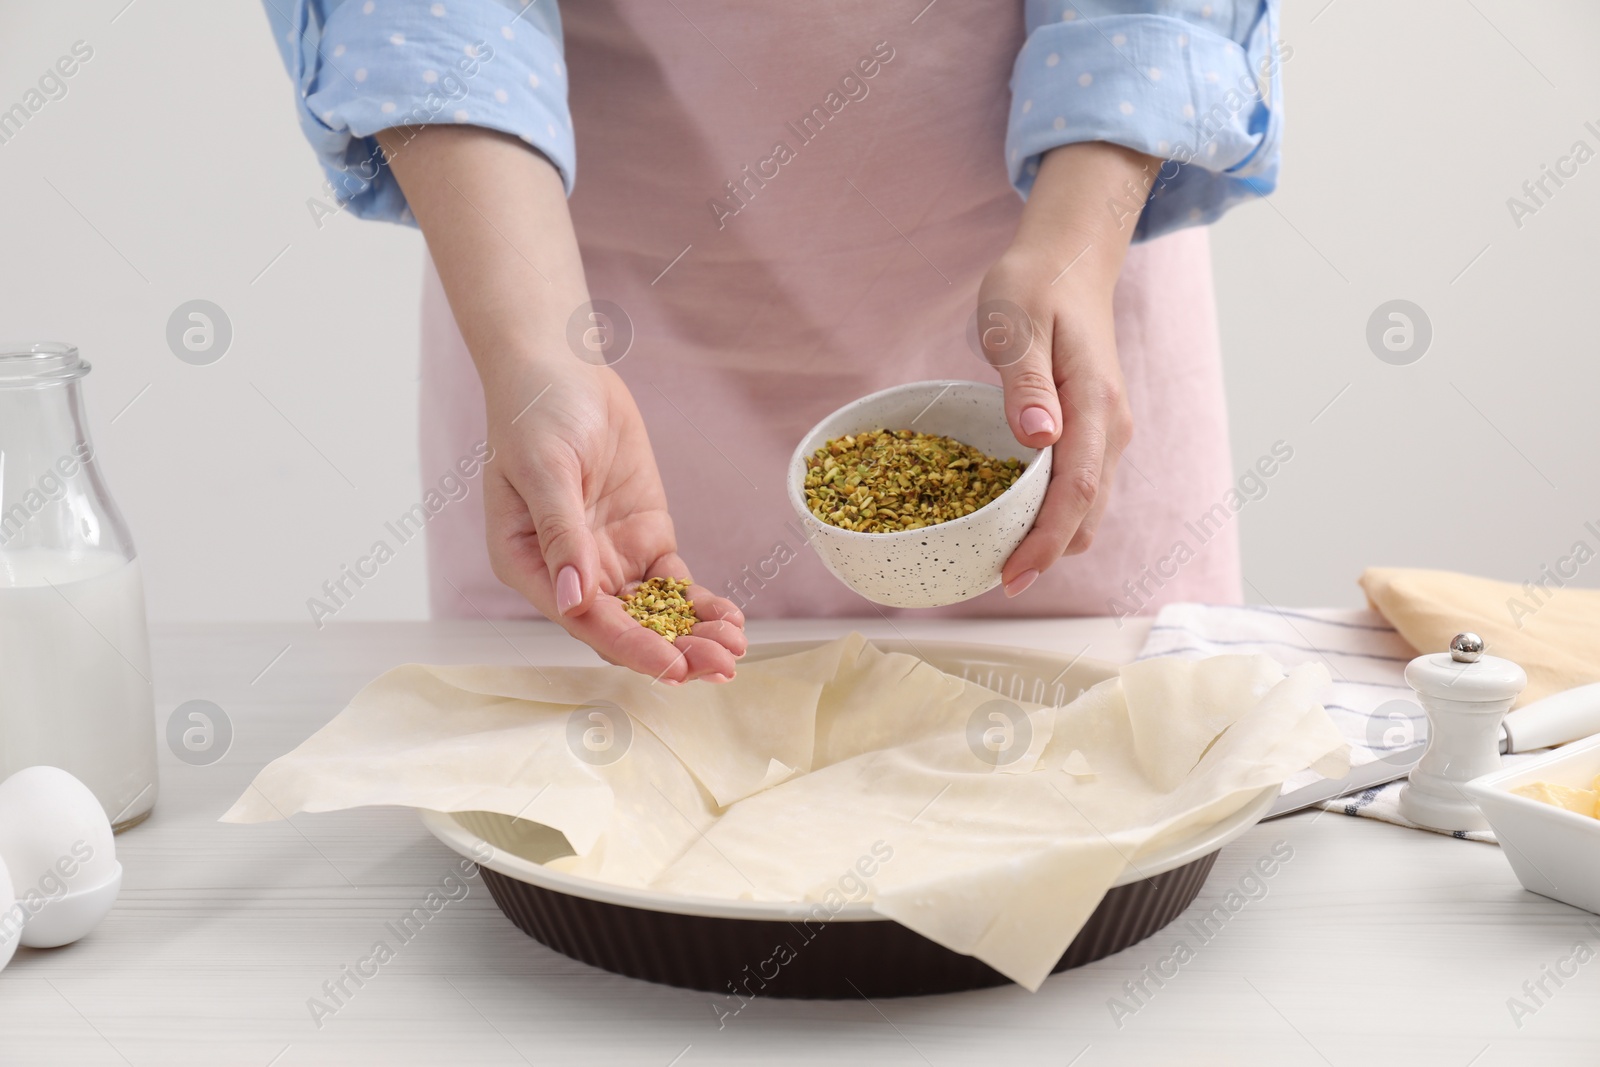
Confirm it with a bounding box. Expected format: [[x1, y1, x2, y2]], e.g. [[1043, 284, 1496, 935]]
[[419, 0, 1242, 621]]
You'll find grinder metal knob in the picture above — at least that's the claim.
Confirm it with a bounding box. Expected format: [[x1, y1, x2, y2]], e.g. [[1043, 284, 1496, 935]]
[[1450, 632, 1484, 663]]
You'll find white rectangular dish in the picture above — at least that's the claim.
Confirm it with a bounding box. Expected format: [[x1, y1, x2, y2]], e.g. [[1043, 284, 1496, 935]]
[[1464, 732, 1600, 915]]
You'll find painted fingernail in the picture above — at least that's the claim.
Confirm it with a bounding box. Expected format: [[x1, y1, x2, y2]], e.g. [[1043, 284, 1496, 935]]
[[555, 565, 582, 616], [1004, 569, 1040, 597], [1020, 406, 1056, 437]]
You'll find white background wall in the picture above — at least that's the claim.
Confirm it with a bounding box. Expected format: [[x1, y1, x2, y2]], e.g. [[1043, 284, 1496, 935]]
[[1212, 0, 1600, 611], [1, 0, 1595, 622]]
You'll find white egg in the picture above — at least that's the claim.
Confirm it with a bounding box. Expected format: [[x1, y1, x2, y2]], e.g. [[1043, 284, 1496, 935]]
[[0, 766, 122, 947]]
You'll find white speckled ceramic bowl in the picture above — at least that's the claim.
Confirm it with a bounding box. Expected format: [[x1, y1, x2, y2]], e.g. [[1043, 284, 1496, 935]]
[[787, 380, 1050, 608]]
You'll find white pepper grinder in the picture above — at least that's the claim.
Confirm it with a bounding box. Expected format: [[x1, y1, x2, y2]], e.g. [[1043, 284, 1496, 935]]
[[1399, 632, 1527, 832]]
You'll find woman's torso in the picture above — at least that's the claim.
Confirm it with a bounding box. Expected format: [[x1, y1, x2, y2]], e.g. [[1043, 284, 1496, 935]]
[[420, 1, 1242, 620]]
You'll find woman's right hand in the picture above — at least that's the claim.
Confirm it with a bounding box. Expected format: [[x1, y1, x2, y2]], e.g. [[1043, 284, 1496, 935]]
[[376, 124, 744, 682], [480, 358, 747, 683]]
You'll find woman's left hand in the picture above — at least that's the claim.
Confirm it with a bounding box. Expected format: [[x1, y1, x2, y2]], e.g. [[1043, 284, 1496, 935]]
[[976, 141, 1159, 597]]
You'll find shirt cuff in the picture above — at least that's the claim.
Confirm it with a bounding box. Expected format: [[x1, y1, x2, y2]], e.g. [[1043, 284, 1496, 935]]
[[290, 0, 574, 226], [1005, 3, 1284, 241]]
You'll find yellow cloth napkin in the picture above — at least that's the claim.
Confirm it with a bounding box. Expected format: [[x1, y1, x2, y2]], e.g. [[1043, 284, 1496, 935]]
[[1360, 567, 1600, 707]]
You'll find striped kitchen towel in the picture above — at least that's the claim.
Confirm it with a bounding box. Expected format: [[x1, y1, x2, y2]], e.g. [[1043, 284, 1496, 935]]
[[1135, 602, 1505, 842]]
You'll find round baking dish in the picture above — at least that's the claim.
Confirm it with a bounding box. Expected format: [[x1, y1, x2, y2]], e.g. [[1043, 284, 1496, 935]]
[[420, 640, 1278, 997]]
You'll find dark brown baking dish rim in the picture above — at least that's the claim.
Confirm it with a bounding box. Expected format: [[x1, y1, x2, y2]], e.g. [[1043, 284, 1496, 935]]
[[476, 848, 1220, 998]]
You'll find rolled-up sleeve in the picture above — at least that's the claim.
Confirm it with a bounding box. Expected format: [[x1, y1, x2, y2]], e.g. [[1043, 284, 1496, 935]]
[[1004, 0, 1285, 241], [262, 0, 574, 225]]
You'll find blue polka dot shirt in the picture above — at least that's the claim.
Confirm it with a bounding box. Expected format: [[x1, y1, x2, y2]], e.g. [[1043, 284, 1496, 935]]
[[264, 0, 1283, 241]]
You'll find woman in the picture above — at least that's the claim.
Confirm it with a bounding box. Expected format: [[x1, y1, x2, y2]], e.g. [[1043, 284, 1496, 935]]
[[265, 0, 1283, 682]]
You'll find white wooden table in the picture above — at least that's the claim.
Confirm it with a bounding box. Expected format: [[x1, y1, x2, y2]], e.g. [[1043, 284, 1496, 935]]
[[4, 618, 1597, 1066]]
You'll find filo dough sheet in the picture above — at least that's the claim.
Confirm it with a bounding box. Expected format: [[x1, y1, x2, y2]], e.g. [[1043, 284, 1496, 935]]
[[223, 633, 1346, 989]]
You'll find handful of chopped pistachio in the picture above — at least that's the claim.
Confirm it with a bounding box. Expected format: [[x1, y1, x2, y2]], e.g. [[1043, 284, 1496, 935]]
[[622, 576, 699, 639], [804, 428, 1024, 534]]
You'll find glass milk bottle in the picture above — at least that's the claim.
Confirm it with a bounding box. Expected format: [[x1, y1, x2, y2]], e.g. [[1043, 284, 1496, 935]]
[[0, 342, 158, 831]]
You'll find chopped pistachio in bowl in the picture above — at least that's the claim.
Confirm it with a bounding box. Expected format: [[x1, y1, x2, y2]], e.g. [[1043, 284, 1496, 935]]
[[786, 380, 1050, 609]]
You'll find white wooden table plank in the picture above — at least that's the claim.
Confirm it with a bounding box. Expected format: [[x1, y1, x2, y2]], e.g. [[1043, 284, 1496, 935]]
[[2, 619, 1596, 1065]]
